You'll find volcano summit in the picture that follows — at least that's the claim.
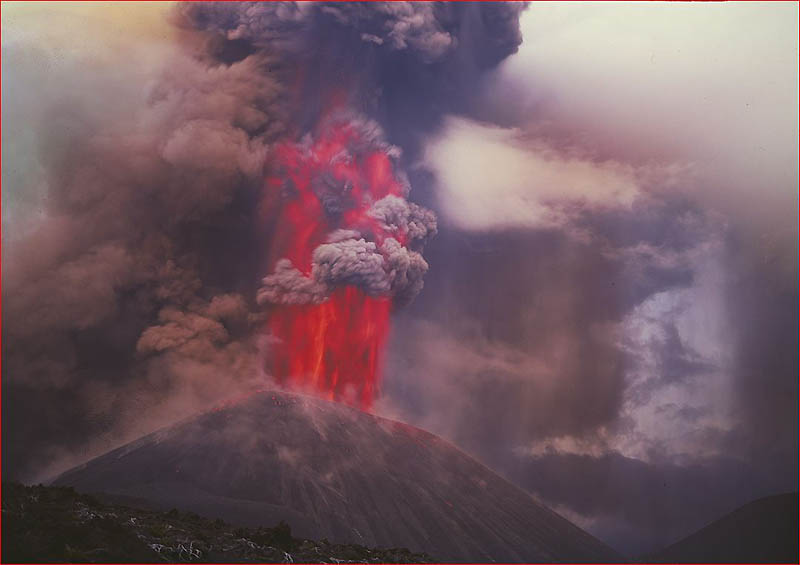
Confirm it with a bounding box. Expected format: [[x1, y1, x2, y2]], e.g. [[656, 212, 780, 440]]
[[53, 390, 621, 562]]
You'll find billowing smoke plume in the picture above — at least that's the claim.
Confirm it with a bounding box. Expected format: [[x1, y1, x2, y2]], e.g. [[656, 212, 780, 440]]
[[2, 2, 525, 480], [171, 1, 527, 407], [252, 110, 437, 407], [258, 193, 437, 307], [2, 42, 280, 481], [175, 2, 527, 155], [178, 2, 525, 61]]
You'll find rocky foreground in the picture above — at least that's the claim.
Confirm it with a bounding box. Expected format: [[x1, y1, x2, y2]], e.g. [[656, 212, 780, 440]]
[[2, 483, 432, 563]]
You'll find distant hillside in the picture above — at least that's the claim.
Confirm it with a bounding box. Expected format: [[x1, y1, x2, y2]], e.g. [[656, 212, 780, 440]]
[[2, 483, 432, 563], [645, 492, 798, 563]]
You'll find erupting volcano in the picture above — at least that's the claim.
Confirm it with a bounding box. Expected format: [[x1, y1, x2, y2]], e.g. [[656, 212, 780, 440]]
[[257, 111, 436, 409]]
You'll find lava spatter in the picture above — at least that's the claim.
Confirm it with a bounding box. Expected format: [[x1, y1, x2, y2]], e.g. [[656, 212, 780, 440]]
[[258, 112, 436, 409]]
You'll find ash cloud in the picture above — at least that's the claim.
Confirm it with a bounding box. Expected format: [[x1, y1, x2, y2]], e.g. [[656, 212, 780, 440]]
[[176, 2, 524, 64], [257, 111, 437, 309], [369, 195, 438, 247], [377, 190, 791, 556], [256, 259, 329, 306], [257, 234, 432, 307], [378, 4, 798, 556], [5, 3, 795, 560], [176, 2, 527, 158], [312, 238, 391, 296], [257, 191, 437, 308], [3, 12, 283, 480], [3, 1, 524, 481]]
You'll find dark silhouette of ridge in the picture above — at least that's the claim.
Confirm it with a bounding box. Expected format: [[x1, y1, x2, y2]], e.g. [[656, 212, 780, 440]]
[[53, 390, 622, 563], [645, 492, 799, 563]]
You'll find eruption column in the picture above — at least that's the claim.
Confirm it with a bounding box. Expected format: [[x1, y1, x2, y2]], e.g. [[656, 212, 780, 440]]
[[258, 113, 435, 409]]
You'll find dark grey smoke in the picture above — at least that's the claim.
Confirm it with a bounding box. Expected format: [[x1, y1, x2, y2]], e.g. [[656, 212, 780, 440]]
[[175, 1, 527, 158], [256, 259, 328, 306], [176, 2, 525, 66], [382, 199, 705, 453], [10, 5, 793, 561], [256, 113, 437, 308], [369, 195, 438, 247], [2, 2, 525, 481], [257, 191, 437, 308], [257, 235, 432, 307], [380, 191, 798, 555], [2, 47, 285, 480]]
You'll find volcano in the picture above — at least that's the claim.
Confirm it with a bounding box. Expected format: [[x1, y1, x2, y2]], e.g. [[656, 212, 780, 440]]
[[52, 390, 621, 562], [645, 493, 799, 563]]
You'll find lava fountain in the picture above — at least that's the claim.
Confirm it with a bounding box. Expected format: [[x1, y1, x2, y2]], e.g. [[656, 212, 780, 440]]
[[257, 111, 436, 410]]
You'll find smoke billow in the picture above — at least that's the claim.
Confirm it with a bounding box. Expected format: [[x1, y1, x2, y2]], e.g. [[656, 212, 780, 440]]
[[2, 2, 526, 480], [177, 0, 528, 407], [378, 4, 798, 555], [258, 194, 437, 308], [251, 108, 437, 406], [4, 4, 795, 558], [175, 2, 527, 154], [2, 42, 280, 480]]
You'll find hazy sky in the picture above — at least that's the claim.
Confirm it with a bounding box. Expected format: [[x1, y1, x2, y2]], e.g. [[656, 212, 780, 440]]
[[2, 1, 797, 557], [397, 2, 798, 553]]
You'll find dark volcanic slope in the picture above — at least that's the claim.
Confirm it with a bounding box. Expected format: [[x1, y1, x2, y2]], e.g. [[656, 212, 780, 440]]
[[646, 493, 799, 563], [3, 482, 431, 563], [53, 390, 621, 563]]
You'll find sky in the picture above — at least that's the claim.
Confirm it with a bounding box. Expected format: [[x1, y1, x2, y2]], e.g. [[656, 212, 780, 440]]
[[2, 1, 798, 557]]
